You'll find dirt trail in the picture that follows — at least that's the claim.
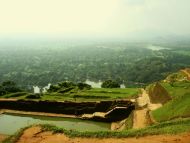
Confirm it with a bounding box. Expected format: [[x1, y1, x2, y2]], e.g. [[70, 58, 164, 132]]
[[16, 126, 190, 143], [133, 109, 149, 129], [133, 89, 162, 129]]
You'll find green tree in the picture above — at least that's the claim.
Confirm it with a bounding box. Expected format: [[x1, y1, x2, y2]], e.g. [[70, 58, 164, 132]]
[[0, 81, 22, 95], [77, 83, 91, 90]]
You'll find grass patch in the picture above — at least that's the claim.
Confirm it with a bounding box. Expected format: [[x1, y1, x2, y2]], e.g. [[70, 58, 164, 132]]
[[124, 113, 133, 130], [151, 81, 190, 122], [161, 81, 190, 98], [71, 88, 139, 101], [152, 92, 190, 122], [72, 94, 110, 99], [2, 92, 28, 98], [1, 88, 139, 102], [37, 88, 139, 102]]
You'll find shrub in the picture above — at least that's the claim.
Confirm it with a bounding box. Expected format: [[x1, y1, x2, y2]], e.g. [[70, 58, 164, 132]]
[[77, 83, 91, 90], [48, 85, 61, 92], [101, 80, 120, 88], [0, 80, 22, 96], [58, 81, 76, 88], [25, 93, 41, 99]]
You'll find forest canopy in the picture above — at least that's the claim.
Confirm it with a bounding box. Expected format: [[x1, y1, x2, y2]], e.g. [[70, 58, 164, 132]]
[[0, 42, 190, 90]]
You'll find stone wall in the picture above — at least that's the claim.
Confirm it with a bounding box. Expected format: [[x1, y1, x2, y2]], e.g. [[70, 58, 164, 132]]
[[0, 99, 135, 122]]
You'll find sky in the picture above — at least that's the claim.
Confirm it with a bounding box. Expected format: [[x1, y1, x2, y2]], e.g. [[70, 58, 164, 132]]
[[0, 0, 190, 39]]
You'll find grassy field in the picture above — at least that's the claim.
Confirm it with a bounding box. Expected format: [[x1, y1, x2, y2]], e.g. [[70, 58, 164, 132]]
[[0, 88, 139, 102], [152, 92, 190, 122], [151, 81, 190, 122], [161, 81, 190, 98], [41, 88, 139, 101], [3, 118, 190, 143]]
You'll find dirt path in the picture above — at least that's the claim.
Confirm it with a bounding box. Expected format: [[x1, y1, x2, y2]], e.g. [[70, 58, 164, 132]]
[[133, 89, 162, 129], [16, 126, 190, 143], [133, 109, 149, 129]]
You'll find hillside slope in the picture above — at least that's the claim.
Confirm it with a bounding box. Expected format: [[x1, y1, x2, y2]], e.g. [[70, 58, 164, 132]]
[[151, 70, 190, 122]]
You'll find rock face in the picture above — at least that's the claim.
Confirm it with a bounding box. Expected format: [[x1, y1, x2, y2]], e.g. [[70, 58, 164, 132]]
[[148, 82, 171, 104], [0, 99, 134, 122]]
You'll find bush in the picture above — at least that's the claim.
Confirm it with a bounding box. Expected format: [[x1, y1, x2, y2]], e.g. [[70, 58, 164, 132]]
[[48, 81, 76, 92], [0, 81, 22, 96], [25, 93, 41, 99], [77, 83, 91, 90], [58, 81, 76, 88], [58, 87, 74, 93], [101, 80, 120, 88], [48, 85, 61, 92]]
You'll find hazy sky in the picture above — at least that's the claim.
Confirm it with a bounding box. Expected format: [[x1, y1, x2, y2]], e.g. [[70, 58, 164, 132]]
[[0, 0, 190, 39]]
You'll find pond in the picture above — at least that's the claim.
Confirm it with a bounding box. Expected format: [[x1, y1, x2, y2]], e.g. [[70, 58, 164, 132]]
[[0, 113, 110, 135]]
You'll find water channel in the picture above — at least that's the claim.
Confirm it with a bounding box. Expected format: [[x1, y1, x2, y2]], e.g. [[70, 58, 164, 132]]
[[0, 113, 110, 135]]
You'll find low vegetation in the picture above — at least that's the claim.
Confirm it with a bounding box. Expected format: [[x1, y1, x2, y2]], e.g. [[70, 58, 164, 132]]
[[0, 82, 139, 101], [161, 81, 190, 98], [152, 92, 190, 122], [2, 126, 32, 143], [0, 81, 22, 96], [3, 118, 190, 143], [42, 87, 139, 101], [123, 113, 133, 130], [40, 118, 190, 137], [2, 92, 28, 98], [25, 93, 41, 99], [151, 79, 190, 122], [101, 80, 120, 88]]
